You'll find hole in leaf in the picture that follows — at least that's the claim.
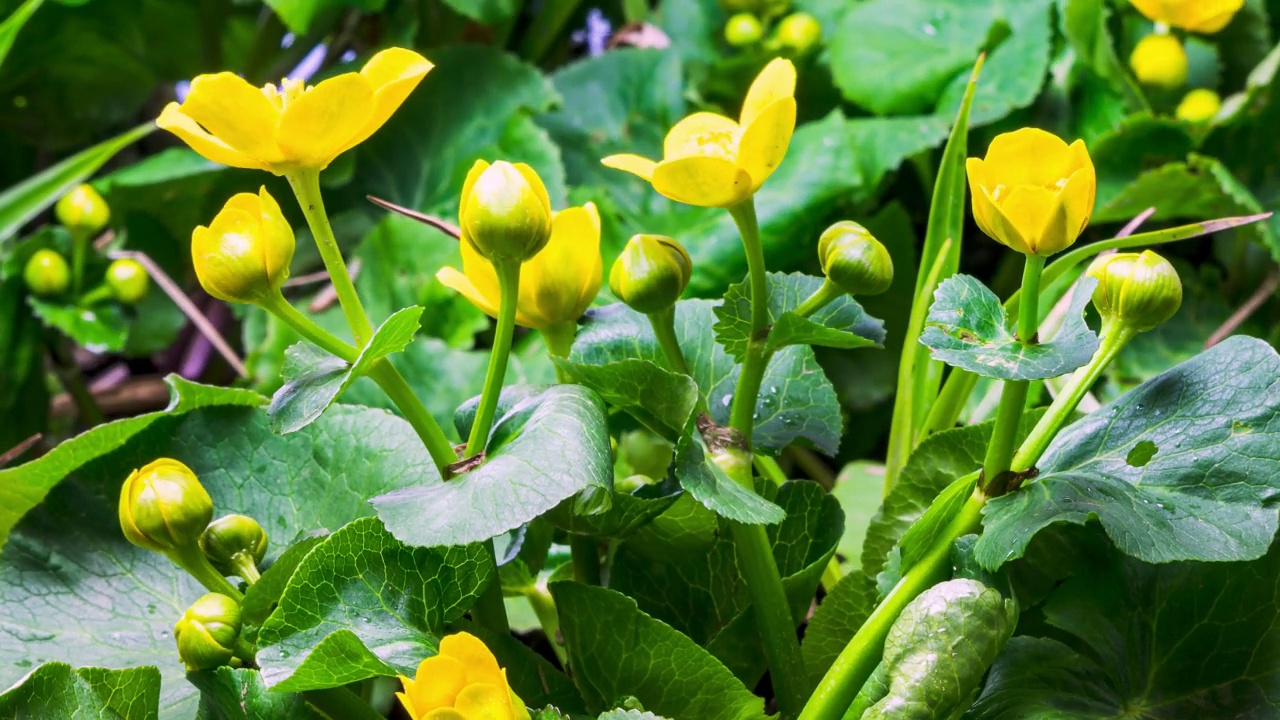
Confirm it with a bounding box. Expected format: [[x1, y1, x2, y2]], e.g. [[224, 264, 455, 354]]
[[1126, 440, 1157, 468]]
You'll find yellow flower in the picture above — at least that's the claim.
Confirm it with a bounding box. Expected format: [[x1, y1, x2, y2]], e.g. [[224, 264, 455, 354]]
[[966, 128, 1096, 257], [1129, 34, 1188, 88], [192, 187, 295, 305], [458, 160, 554, 264], [1129, 0, 1244, 33], [397, 632, 530, 720], [601, 58, 797, 208], [438, 203, 601, 329], [157, 48, 433, 174], [1176, 88, 1222, 123]]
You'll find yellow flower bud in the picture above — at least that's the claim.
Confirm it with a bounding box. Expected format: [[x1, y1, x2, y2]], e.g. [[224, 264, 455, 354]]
[[966, 128, 1096, 257], [192, 187, 295, 305], [106, 259, 149, 305], [1176, 88, 1222, 123], [55, 184, 110, 235], [23, 249, 70, 297], [725, 13, 764, 46], [458, 160, 553, 264], [119, 458, 214, 553], [397, 632, 531, 720], [1130, 34, 1188, 88], [610, 234, 693, 314], [200, 514, 268, 578], [1129, 0, 1244, 34], [174, 592, 241, 672], [1086, 250, 1182, 332], [774, 12, 823, 55], [817, 221, 893, 296]]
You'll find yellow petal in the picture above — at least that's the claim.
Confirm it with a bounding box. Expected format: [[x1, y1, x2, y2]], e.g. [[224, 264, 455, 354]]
[[439, 632, 505, 687], [965, 159, 999, 242], [741, 58, 797, 126], [156, 103, 271, 171], [453, 241, 540, 327], [423, 710, 469, 720], [257, 187, 294, 283], [601, 154, 657, 182], [277, 73, 375, 169], [452, 683, 516, 720], [512, 163, 552, 217], [179, 72, 284, 163], [981, 128, 1076, 188], [437, 266, 501, 319], [405, 654, 468, 712], [651, 156, 753, 208], [663, 112, 741, 160], [1059, 166, 1095, 243], [996, 185, 1069, 256], [396, 689, 418, 719], [343, 48, 435, 151], [460, 160, 491, 221], [522, 203, 603, 327], [1186, 0, 1244, 32], [737, 97, 796, 192]]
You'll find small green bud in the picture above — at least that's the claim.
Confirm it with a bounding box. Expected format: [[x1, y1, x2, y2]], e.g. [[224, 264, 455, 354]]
[[55, 184, 110, 235], [119, 458, 213, 553], [724, 13, 764, 46], [106, 259, 149, 305], [200, 514, 268, 577], [23, 249, 70, 297], [174, 592, 241, 672], [1086, 250, 1182, 332], [458, 160, 553, 264], [609, 234, 693, 314], [817, 221, 893, 296], [773, 12, 822, 54]]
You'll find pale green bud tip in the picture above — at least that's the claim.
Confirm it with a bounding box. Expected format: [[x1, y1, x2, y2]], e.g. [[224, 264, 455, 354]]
[[118, 458, 213, 553], [23, 249, 70, 297], [724, 13, 764, 46], [774, 12, 822, 54], [459, 160, 553, 264], [55, 184, 110, 234], [174, 592, 241, 672], [106, 259, 149, 305], [1086, 250, 1182, 332], [609, 234, 693, 314], [817, 220, 893, 296], [200, 514, 268, 576]]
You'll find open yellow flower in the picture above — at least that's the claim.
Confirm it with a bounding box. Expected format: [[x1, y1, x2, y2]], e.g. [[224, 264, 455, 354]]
[[438, 203, 601, 330], [157, 48, 433, 174], [397, 632, 530, 720], [1129, 0, 1244, 33], [601, 58, 796, 208], [966, 128, 1096, 257]]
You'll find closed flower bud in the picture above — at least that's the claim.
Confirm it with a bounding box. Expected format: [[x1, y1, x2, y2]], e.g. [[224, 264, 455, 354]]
[[23, 249, 70, 297], [174, 593, 241, 672], [200, 514, 268, 578], [725, 13, 764, 46], [1086, 250, 1183, 332], [458, 160, 553, 264], [192, 187, 295, 305], [119, 458, 213, 553], [817, 221, 893, 296], [1130, 34, 1188, 89], [1176, 88, 1221, 123], [106, 259, 149, 305], [55, 184, 110, 235], [610, 234, 693, 314], [774, 12, 822, 54]]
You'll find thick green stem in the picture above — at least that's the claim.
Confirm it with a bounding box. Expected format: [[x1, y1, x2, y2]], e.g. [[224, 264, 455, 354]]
[[230, 554, 262, 586], [922, 368, 978, 435], [793, 278, 842, 319], [466, 261, 521, 458], [647, 305, 689, 375], [753, 455, 788, 486], [981, 255, 1044, 488], [569, 535, 602, 585], [166, 543, 243, 601], [798, 486, 986, 720], [726, 199, 771, 435], [286, 169, 374, 346], [261, 292, 358, 362], [472, 540, 511, 635], [304, 687, 385, 720], [524, 582, 568, 665]]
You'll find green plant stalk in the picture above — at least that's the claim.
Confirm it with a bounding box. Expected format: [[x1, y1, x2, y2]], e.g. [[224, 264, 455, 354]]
[[78, 284, 113, 307], [229, 554, 261, 586], [523, 582, 568, 665], [792, 278, 841, 319], [647, 304, 689, 375], [726, 199, 771, 435], [569, 535, 602, 585], [48, 335, 103, 427], [286, 169, 374, 346], [518, 0, 585, 62], [980, 254, 1044, 487], [465, 260, 521, 458], [69, 228, 89, 295], [753, 455, 787, 486], [472, 541, 511, 635], [921, 367, 978, 435], [304, 686, 385, 720], [261, 292, 358, 362], [166, 543, 243, 601], [798, 483, 985, 720]]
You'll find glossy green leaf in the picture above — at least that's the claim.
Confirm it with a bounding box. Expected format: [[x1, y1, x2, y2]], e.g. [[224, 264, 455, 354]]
[[0, 663, 159, 719], [803, 570, 878, 682], [240, 534, 328, 631], [1059, 0, 1146, 114], [0, 0, 44, 70], [921, 275, 1100, 380], [978, 336, 1280, 568], [829, 461, 884, 574], [936, 0, 1055, 126], [263, 0, 385, 34], [598, 711, 670, 720], [673, 430, 785, 525], [191, 667, 314, 720], [27, 296, 129, 353], [545, 485, 681, 539], [552, 358, 699, 434]]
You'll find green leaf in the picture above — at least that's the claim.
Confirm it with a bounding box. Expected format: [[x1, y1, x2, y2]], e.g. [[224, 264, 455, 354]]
[[552, 358, 699, 434], [936, 0, 1055, 126], [712, 272, 885, 363], [0, 123, 152, 242], [0, 663, 160, 719], [263, 0, 385, 34], [255, 517, 490, 691], [545, 486, 681, 539], [1060, 0, 1146, 114], [977, 336, 1280, 569], [0, 0, 44, 70], [921, 275, 1100, 381], [439, 0, 517, 23], [598, 711, 670, 720], [373, 385, 614, 547], [803, 571, 878, 682], [553, 582, 767, 720], [829, 461, 884, 574], [240, 534, 328, 631], [27, 296, 129, 353], [268, 306, 423, 434], [673, 431, 786, 525], [191, 667, 314, 720], [1090, 114, 1194, 207]]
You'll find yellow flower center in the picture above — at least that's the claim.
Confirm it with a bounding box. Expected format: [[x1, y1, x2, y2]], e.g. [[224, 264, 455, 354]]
[[679, 128, 742, 161], [261, 77, 309, 111]]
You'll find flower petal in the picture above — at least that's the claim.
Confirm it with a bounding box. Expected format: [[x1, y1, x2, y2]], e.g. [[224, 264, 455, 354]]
[[741, 58, 797, 126], [966, 159, 999, 241], [652, 156, 754, 208], [601, 154, 657, 182], [522, 203, 603, 327], [179, 73, 284, 163], [277, 73, 375, 169], [257, 187, 294, 282], [737, 97, 796, 192], [981, 127, 1076, 188], [460, 160, 491, 220], [440, 632, 505, 687], [437, 265, 501, 320], [1188, 0, 1243, 32], [423, 709, 469, 720], [663, 112, 741, 160], [404, 652, 468, 713], [343, 48, 435, 151], [453, 683, 516, 720], [995, 185, 1069, 255], [512, 163, 552, 217], [1059, 166, 1095, 242], [156, 103, 272, 171]]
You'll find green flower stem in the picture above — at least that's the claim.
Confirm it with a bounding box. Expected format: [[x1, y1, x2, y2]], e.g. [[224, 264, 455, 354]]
[[232, 637, 257, 665], [286, 169, 374, 347], [542, 320, 577, 361], [260, 292, 358, 362], [166, 543, 243, 601], [569, 535, 602, 585], [466, 260, 522, 459], [472, 541, 511, 635], [647, 304, 689, 375], [798, 483, 986, 720], [230, 554, 262, 586], [304, 687, 385, 720], [820, 557, 843, 592], [78, 284, 113, 307], [523, 582, 569, 665], [921, 368, 979, 436], [980, 254, 1044, 489], [726, 199, 771, 435], [70, 228, 90, 295], [48, 336, 103, 427], [792, 279, 842, 319], [753, 455, 788, 486]]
